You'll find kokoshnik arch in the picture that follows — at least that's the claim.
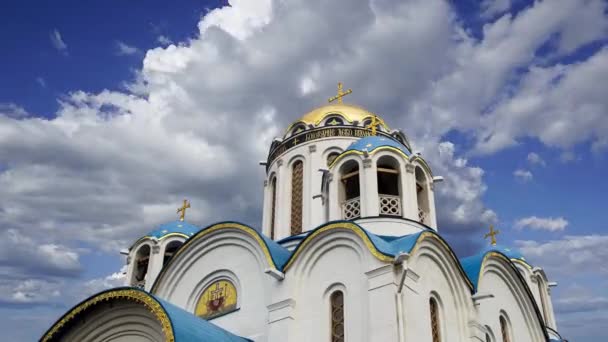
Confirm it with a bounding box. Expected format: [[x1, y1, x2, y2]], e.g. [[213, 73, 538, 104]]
[[42, 83, 567, 342]]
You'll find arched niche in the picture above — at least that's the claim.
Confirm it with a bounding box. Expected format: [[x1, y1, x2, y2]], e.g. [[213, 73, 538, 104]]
[[131, 244, 151, 287], [339, 159, 361, 220], [163, 240, 183, 266], [376, 155, 401, 217]]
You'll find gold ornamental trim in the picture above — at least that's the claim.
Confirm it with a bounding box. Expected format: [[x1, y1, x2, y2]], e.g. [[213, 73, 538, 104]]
[[151, 222, 279, 292], [41, 288, 174, 342], [477, 252, 533, 289], [282, 222, 394, 271]]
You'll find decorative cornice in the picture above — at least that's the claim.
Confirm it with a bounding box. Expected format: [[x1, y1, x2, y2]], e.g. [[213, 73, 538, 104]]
[[363, 159, 373, 168], [41, 288, 174, 342]]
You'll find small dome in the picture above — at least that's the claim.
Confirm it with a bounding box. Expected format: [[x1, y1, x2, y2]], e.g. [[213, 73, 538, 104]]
[[285, 103, 390, 135], [134, 220, 201, 246]]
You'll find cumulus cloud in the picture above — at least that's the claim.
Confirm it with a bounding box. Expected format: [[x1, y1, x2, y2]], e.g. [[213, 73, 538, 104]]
[[50, 29, 68, 54], [513, 168, 533, 182], [157, 35, 173, 46], [527, 152, 545, 166], [480, 0, 512, 19], [0, 103, 29, 119], [115, 41, 140, 56], [516, 235, 608, 276], [515, 216, 568, 231]]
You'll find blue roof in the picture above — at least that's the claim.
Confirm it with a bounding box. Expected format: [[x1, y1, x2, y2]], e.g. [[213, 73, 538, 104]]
[[344, 136, 411, 156], [144, 220, 201, 240], [257, 229, 292, 269], [154, 294, 250, 341], [460, 244, 530, 290], [41, 287, 250, 342]]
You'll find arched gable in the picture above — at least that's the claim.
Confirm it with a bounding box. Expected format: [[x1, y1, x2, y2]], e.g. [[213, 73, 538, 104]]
[[477, 253, 548, 341]]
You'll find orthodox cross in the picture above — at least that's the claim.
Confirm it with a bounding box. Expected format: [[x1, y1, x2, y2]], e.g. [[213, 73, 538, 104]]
[[177, 199, 191, 221], [484, 225, 500, 246], [365, 115, 383, 136], [328, 82, 353, 104]]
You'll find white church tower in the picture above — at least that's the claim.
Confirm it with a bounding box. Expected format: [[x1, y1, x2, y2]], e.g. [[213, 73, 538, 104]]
[[261, 82, 439, 242], [42, 83, 567, 342]]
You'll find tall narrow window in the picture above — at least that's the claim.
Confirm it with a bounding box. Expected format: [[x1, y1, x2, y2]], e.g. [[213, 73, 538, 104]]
[[270, 177, 277, 239], [132, 245, 150, 288], [291, 160, 303, 235], [430, 297, 441, 342], [330, 291, 345, 342], [500, 316, 510, 342]]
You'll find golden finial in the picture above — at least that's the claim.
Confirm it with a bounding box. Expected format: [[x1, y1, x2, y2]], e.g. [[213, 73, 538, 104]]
[[177, 199, 191, 222], [365, 115, 385, 136], [328, 82, 353, 104], [484, 225, 500, 246]]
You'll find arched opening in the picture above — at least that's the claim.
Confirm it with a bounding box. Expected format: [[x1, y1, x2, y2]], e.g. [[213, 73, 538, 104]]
[[415, 166, 430, 224], [132, 245, 150, 288], [429, 297, 442, 342], [330, 291, 345, 342], [377, 156, 401, 217], [291, 160, 304, 235], [270, 176, 277, 239], [500, 315, 511, 342], [340, 160, 360, 220], [163, 240, 182, 266]]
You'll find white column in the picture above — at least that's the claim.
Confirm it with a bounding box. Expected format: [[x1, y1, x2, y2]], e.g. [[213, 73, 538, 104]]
[[366, 265, 400, 341], [361, 158, 379, 217], [275, 159, 289, 239], [428, 182, 438, 230], [305, 145, 319, 231], [403, 163, 418, 221], [328, 171, 341, 220], [125, 254, 134, 286], [262, 178, 270, 237]]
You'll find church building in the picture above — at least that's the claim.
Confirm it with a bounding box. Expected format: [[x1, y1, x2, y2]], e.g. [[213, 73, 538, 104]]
[[42, 83, 568, 342]]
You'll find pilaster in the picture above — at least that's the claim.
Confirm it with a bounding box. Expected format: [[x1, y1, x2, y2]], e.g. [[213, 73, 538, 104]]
[[361, 158, 379, 217]]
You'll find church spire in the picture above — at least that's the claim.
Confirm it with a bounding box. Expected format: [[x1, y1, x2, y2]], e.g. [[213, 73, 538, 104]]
[[177, 199, 191, 221]]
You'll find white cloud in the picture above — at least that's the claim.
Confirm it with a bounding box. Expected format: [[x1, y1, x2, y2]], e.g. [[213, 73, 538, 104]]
[[157, 35, 173, 46], [36, 77, 46, 88], [115, 41, 140, 56], [526, 152, 545, 166], [513, 168, 533, 182], [480, 0, 512, 19], [50, 29, 68, 54], [515, 216, 568, 231], [516, 235, 608, 275], [0, 103, 29, 118]]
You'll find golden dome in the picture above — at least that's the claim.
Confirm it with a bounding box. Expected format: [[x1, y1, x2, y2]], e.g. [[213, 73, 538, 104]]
[[285, 103, 389, 135]]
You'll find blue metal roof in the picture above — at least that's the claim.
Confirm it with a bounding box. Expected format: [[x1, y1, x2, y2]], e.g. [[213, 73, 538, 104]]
[[154, 294, 251, 342], [144, 220, 201, 240], [460, 245, 529, 291], [345, 136, 411, 156], [41, 287, 250, 342], [257, 228, 292, 270]]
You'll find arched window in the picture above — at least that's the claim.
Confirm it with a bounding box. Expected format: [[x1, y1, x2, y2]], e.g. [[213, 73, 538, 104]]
[[270, 176, 277, 239], [163, 240, 182, 266], [330, 291, 345, 342], [327, 152, 340, 167], [340, 160, 360, 220], [377, 156, 401, 216], [415, 166, 430, 224], [429, 297, 441, 342], [195, 280, 238, 320], [132, 245, 150, 287], [500, 315, 511, 342], [291, 160, 304, 235]]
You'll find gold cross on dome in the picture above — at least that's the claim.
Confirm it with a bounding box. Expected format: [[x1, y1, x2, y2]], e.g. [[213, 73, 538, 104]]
[[177, 199, 191, 222], [365, 115, 384, 136], [484, 225, 500, 246], [328, 82, 353, 104]]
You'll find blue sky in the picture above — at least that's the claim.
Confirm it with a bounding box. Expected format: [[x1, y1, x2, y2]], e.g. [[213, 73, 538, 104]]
[[0, 0, 607, 341]]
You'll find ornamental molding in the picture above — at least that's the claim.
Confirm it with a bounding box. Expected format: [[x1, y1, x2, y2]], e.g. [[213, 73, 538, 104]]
[[363, 159, 373, 168], [152, 245, 161, 254], [308, 144, 317, 153], [405, 163, 415, 173]]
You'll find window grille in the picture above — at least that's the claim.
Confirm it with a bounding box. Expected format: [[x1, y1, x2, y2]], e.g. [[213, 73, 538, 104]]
[[331, 291, 345, 342], [430, 298, 441, 342], [290, 161, 303, 235]]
